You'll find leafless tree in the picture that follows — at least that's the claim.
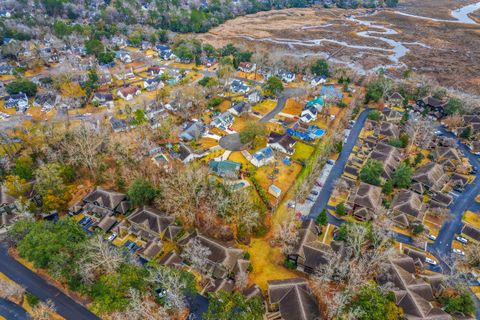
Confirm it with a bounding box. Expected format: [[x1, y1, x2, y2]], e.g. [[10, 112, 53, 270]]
[[429, 207, 451, 221], [31, 300, 56, 320], [0, 279, 25, 303], [111, 289, 171, 320], [465, 243, 480, 269], [147, 266, 190, 314], [404, 118, 435, 152], [235, 270, 249, 291], [171, 84, 207, 120], [181, 238, 212, 275], [274, 219, 298, 254], [61, 126, 108, 179]]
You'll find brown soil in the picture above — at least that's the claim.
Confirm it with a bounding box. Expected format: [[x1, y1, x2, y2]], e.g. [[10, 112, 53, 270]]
[[198, 2, 480, 93]]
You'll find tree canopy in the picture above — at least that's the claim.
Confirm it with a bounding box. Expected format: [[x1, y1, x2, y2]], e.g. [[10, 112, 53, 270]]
[[391, 162, 413, 188], [262, 76, 284, 96], [127, 178, 158, 207], [6, 78, 37, 97], [360, 160, 383, 186], [205, 291, 265, 320], [311, 59, 330, 77], [349, 282, 402, 320]]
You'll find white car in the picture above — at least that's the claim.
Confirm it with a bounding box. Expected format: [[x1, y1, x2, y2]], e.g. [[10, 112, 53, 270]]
[[425, 257, 437, 265], [455, 236, 468, 244], [427, 234, 437, 241], [453, 248, 465, 256], [107, 233, 117, 242]]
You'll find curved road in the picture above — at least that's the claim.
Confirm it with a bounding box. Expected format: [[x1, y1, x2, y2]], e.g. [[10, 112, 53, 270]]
[[0, 245, 100, 320], [0, 298, 30, 320]]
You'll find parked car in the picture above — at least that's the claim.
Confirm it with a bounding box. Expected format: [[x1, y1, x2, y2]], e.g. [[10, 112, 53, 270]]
[[327, 160, 335, 165], [453, 248, 465, 256], [427, 234, 437, 241], [455, 236, 468, 244], [306, 196, 315, 202], [310, 190, 319, 196], [108, 233, 117, 242], [425, 257, 437, 265]]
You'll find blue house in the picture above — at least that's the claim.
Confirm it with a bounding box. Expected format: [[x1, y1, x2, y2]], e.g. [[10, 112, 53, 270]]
[[180, 121, 205, 141], [287, 124, 326, 141]]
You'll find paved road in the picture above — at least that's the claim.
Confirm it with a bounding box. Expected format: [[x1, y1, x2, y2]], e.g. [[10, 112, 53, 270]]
[[0, 245, 100, 320], [0, 298, 30, 320], [429, 127, 480, 259], [259, 87, 306, 124], [308, 108, 370, 219]]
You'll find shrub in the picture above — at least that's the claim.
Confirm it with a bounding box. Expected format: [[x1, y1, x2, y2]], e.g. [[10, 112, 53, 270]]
[[336, 202, 346, 216], [283, 259, 296, 269], [367, 110, 382, 121], [25, 292, 39, 307]]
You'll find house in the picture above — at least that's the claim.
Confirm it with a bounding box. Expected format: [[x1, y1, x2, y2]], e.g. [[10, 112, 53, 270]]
[[178, 231, 249, 279], [93, 215, 117, 233], [230, 80, 249, 93], [277, 70, 296, 83], [388, 92, 404, 106], [268, 185, 282, 198], [209, 160, 241, 179], [382, 108, 403, 123], [300, 105, 318, 123], [147, 66, 163, 76], [267, 278, 321, 320], [0, 63, 13, 75], [287, 124, 325, 141], [268, 132, 296, 155], [287, 219, 345, 273], [92, 92, 114, 108], [177, 143, 195, 163], [180, 121, 205, 141], [4, 93, 29, 112], [378, 256, 451, 320], [228, 101, 249, 116], [0, 186, 19, 233], [110, 117, 128, 132], [33, 92, 59, 110], [247, 90, 262, 104], [158, 250, 183, 267], [311, 75, 327, 86], [461, 224, 480, 243], [417, 96, 448, 118], [390, 190, 426, 229], [413, 163, 448, 191], [431, 146, 462, 169], [117, 85, 141, 100], [115, 50, 132, 63], [377, 122, 400, 140], [348, 182, 382, 221], [81, 187, 130, 216], [259, 66, 273, 79], [127, 206, 177, 241], [139, 240, 163, 260], [156, 46, 175, 60], [238, 62, 256, 73], [428, 190, 453, 208], [210, 111, 234, 129], [251, 146, 274, 167], [370, 142, 402, 180], [143, 77, 164, 91]]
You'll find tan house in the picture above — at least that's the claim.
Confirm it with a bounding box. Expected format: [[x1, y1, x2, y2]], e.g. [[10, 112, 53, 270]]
[[390, 190, 426, 229], [370, 142, 402, 180], [413, 163, 448, 191], [127, 206, 180, 242], [348, 182, 382, 221]]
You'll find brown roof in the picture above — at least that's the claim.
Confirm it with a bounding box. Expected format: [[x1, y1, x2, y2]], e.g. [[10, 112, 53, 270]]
[[94, 215, 117, 232], [413, 163, 446, 190], [462, 224, 480, 241], [423, 96, 448, 108], [83, 187, 127, 211], [391, 190, 425, 220], [267, 278, 321, 320], [118, 85, 140, 96], [370, 142, 402, 179], [378, 122, 400, 138], [433, 147, 461, 162], [351, 183, 382, 211], [158, 250, 183, 267], [128, 206, 174, 235], [140, 240, 163, 259]]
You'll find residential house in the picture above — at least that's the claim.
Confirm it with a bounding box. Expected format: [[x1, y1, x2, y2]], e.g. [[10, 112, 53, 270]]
[[299, 105, 318, 123], [428, 190, 453, 208], [117, 85, 141, 101], [158, 250, 183, 267], [0, 63, 13, 75], [377, 122, 400, 140], [311, 75, 327, 86], [228, 101, 249, 116], [268, 132, 296, 155], [4, 93, 29, 112], [417, 96, 448, 118], [127, 206, 179, 242], [180, 121, 205, 141], [370, 142, 402, 180], [388, 92, 404, 106], [110, 116, 128, 132], [210, 111, 234, 130], [287, 124, 325, 141], [288, 219, 344, 273], [431, 146, 462, 171], [156, 46, 175, 60], [143, 77, 164, 91], [403, 247, 428, 268], [92, 92, 114, 108], [247, 90, 262, 104], [320, 85, 343, 100], [390, 190, 426, 229], [0, 186, 18, 233], [139, 240, 163, 261], [33, 92, 59, 110], [413, 163, 448, 191], [178, 231, 250, 279], [461, 224, 480, 243], [115, 50, 132, 63], [238, 62, 256, 73], [348, 182, 382, 221], [177, 143, 195, 164], [251, 146, 275, 167], [277, 70, 296, 83], [383, 108, 403, 123], [230, 80, 250, 93], [378, 256, 451, 320], [147, 66, 163, 76], [208, 160, 241, 179], [267, 278, 321, 320], [81, 187, 130, 216]]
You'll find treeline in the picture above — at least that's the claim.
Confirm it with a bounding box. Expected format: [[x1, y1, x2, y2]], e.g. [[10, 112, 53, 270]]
[[334, 0, 398, 8]]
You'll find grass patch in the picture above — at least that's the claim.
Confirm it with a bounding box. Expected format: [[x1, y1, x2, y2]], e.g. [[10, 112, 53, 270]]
[[282, 98, 304, 115], [463, 211, 480, 229], [251, 100, 276, 116], [292, 142, 315, 161]]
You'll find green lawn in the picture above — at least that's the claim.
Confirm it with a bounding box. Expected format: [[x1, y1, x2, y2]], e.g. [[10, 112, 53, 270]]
[[292, 142, 315, 161]]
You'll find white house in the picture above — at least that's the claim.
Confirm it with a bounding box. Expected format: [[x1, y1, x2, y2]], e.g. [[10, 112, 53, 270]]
[[117, 86, 141, 101], [251, 146, 275, 167], [311, 75, 327, 86], [238, 62, 256, 73]]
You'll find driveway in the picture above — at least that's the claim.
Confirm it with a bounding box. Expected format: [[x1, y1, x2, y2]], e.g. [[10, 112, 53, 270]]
[[308, 108, 370, 219], [0, 245, 100, 320]]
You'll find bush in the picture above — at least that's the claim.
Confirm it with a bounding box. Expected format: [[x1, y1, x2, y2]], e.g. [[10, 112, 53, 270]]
[[439, 288, 476, 315], [6, 78, 37, 97], [367, 110, 382, 121], [283, 259, 296, 269], [316, 209, 328, 226], [411, 224, 424, 235], [208, 97, 224, 109], [336, 202, 346, 216], [25, 292, 39, 307], [360, 159, 383, 186], [243, 252, 250, 260]]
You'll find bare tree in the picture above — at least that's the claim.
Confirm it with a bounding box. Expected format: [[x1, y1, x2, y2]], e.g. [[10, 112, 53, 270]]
[[147, 266, 191, 314], [465, 243, 480, 269], [111, 289, 171, 320], [31, 300, 56, 320], [273, 219, 298, 254], [181, 238, 212, 274], [404, 118, 435, 152], [0, 279, 25, 303]]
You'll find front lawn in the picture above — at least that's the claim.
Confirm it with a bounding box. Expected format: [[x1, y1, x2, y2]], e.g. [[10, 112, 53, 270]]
[[463, 211, 480, 229], [292, 142, 315, 161], [251, 100, 276, 116]]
